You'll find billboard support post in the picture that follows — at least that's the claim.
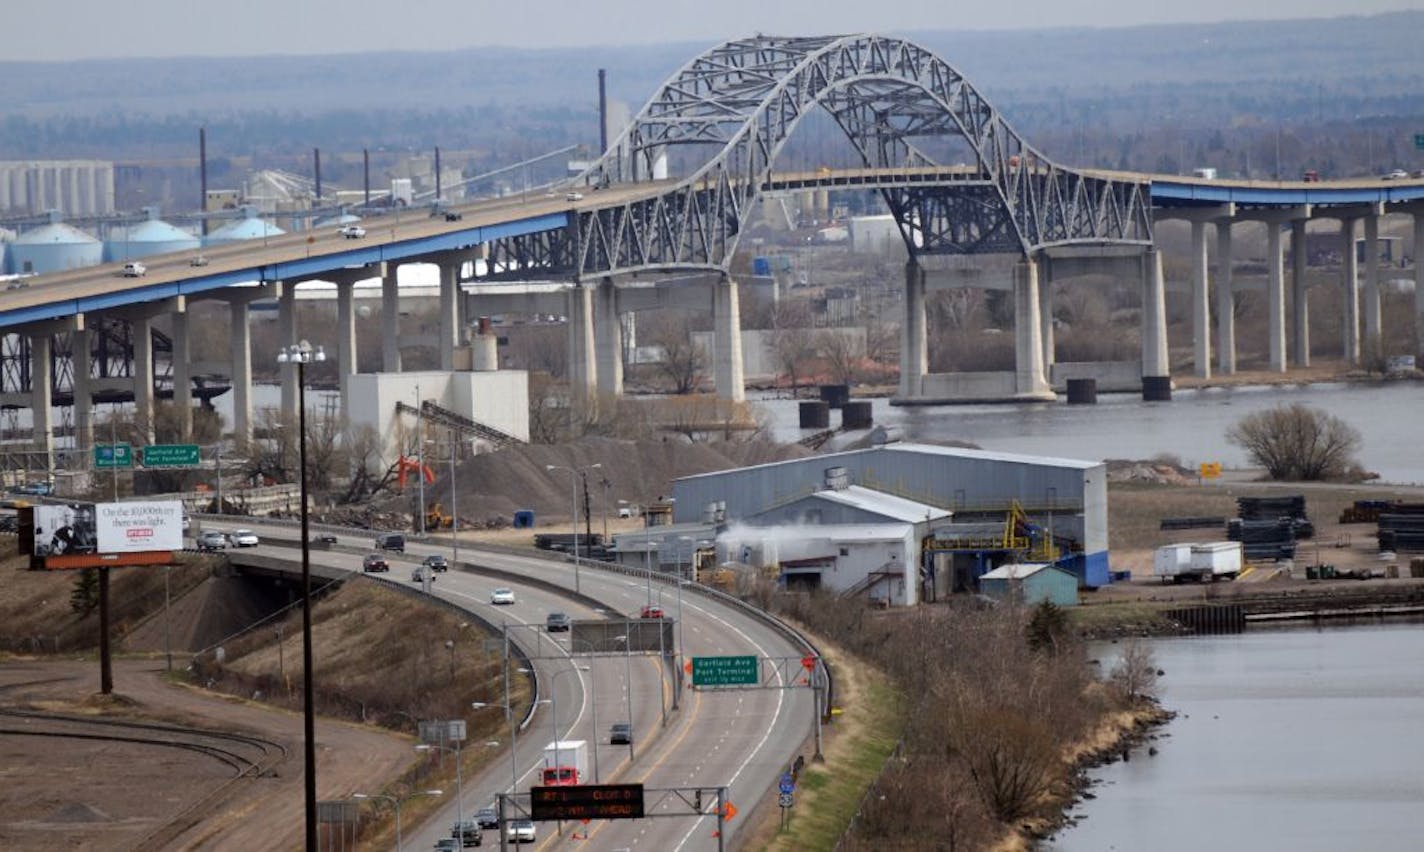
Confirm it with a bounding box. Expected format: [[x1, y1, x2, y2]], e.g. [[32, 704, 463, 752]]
[[99, 567, 112, 694]]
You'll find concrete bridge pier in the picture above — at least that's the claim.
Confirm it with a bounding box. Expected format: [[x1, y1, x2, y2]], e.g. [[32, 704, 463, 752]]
[[1363, 214, 1382, 349], [15, 318, 78, 474], [567, 284, 597, 415], [1340, 217, 1360, 363], [1140, 248, 1170, 385], [1157, 205, 1234, 379], [1038, 260, 1055, 376], [1291, 220, 1310, 368], [898, 259, 927, 399], [335, 278, 357, 399], [713, 276, 745, 403], [595, 277, 623, 401], [171, 306, 192, 440], [1216, 220, 1236, 375], [1240, 206, 1309, 373], [439, 260, 461, 371], [1014, 257, 1051, 398], [71, 325, 93, 454], [1190, 221, 1212, 378], [218, 285, 279, 446], [113, 296, 184, 445], [381, 262, 402, 373]]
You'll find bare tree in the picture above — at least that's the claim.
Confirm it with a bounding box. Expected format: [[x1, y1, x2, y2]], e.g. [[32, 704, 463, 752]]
[[646, 315, 706, 394], [1109, 639, 1159, 703], [818, 329, 865, 385], [1226, 403, 1363, 480]]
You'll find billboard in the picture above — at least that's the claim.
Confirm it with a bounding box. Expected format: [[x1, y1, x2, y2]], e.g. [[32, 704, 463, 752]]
[[96, 501, 184, 554], [25, 500, 183, 570]]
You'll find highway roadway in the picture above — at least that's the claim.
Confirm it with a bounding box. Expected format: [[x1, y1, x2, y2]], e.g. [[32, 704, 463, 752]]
[[200, 520, 813, 851]]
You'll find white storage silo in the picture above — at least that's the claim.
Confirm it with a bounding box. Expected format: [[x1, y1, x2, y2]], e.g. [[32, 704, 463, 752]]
[[106, 207, 200, 261], [10, 211, 103, 274], [207, 206, 285, 244]]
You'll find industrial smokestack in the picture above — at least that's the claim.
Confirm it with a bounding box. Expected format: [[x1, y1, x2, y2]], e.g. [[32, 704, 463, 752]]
[[199, 127, 208, 236], [434, 146, 442, 202], [598, 68, 608, 155], [313, 147, 322, 207], [363, 148, 370, 206]]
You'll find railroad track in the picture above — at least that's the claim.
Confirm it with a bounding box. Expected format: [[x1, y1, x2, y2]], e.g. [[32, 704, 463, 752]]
[[0, 708, 289, 850]]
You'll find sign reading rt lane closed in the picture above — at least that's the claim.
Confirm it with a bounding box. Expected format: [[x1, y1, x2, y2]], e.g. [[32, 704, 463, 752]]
[[692, 655, 759, 687], [530, 784, 644, 821]]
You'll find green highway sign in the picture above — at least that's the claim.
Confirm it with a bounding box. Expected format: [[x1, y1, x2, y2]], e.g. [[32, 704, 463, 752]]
[[142, 444, 201, 468], [692, 655, 759, 687], [93, 443, 133, 469]]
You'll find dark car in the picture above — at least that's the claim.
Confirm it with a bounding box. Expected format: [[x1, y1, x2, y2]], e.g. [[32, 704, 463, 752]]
[[314, 533, 338, 545], [451, 819, 482, 847], [444, 211, 464, 222], [375, 532, 405, 553], [473, 808, 500, 830], [362, 553, 389, 573], [545, 612, 572, 632], [423, 554, 449, 572], [609, 722, 633, 745]]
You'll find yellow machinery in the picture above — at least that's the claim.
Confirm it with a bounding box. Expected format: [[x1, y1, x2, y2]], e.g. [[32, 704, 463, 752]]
[[425, 502, 453, 530]]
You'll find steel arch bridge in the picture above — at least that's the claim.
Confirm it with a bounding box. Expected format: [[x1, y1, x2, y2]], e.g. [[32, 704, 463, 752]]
[[486, 34, 1153, 281]]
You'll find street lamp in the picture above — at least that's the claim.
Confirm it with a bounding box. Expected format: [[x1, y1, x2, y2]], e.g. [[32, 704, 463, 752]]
[[474, 666, 546, 796], [545, 463, 601, 595], [415, 740, 466, 842], [275, 339, 325, 851], [548, 665, 592, 786], [352, 789, 442, 851]]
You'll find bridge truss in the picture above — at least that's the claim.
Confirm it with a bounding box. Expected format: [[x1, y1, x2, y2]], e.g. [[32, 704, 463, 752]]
[[483, 34, 1152, 281]]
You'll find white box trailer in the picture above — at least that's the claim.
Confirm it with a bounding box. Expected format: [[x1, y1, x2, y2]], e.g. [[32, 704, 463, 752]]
[[1153, 543, 1196, 580], [1190, 541, 1243, 580], [541, 740, 589, 786], [1154, 542, 1242, 582]]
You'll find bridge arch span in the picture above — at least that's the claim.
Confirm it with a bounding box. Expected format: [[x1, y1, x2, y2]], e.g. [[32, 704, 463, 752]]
[[564, 34, 1151, 278]]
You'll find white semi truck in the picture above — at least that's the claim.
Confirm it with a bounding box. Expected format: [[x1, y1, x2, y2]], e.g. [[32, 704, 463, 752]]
[[541, 740, 589, 786], [1153, 541, 1243, 582]]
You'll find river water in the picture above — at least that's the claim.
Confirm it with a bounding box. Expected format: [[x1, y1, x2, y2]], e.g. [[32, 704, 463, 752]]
[[754, 380, 1424, 485], [1048, 623, 1424, 851]]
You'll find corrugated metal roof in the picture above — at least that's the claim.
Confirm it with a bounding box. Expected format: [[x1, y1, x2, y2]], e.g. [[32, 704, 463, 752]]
[[980, 563, 1052, 580], [880, 443, 1100, 470], [807, 485, 951, 524]]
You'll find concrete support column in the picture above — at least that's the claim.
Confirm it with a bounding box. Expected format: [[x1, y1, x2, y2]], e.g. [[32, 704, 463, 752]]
[[31, 334, 53, 470], [594, 278, 623, 400], [1363, 215, 1381, 348], [1266, 222, 1287, 372], [1215, 221, 1236, 375], [1415, 213, 1424, 359], [1190, 221, 1212, 378], [336, 279, 357, 397], [567, 284, 597, 412], [171, 310, 193, 440], [1291, 220, 1310, 367], [72, 328, 93, 454], [1013, 257, 1050, 396], [439, 262, 459, 371], [899, 260, 927, 398], [382, 263, 401, 372], [1141, 248, 1170, 378], [1038, 260, 1055, 376], [230, 300, 254, 445], [713, 276, 746, 403], [132, 317, 155, 444], [278, 283, 298, 424], [1341, 218, 1360, 363]]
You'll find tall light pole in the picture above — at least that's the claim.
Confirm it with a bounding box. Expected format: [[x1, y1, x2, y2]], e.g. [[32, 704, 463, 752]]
[[276, 339, 325, 851], [415, 739, 467, 842], [476, 664, 542, 796], [546, 463, 601, 595], [352, 789, 442, 852], [548, 665, 591, 786], [448, 431, 459, 568], [415, 384, 425, 536]]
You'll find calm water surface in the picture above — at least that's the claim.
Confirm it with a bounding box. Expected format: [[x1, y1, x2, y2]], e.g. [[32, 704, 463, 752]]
[[1048, 624, 1424, 851], [756, 381, 1424, 484]]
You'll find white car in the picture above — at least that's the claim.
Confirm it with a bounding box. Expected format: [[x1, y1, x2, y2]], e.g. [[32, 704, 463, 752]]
[[122, 262, 147, 277], [338, 224, 366, 239], [230, 529, 260, 547], [565, 191, 583, 202], [1383, 168, 1409, 180], [506, 819, 536, 843], [490, 587, 516, 605]]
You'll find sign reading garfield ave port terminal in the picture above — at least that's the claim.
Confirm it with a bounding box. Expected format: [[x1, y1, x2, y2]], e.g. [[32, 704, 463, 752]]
[[530, 783, 645, 820], [691, 655, 759, 687]]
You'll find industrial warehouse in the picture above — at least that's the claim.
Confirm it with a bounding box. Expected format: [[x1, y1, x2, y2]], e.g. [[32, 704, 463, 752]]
[[612, 441, 1108, 607]]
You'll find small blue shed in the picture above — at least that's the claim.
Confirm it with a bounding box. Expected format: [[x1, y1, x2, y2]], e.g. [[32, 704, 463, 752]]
[[979, 563, 1079, 607]]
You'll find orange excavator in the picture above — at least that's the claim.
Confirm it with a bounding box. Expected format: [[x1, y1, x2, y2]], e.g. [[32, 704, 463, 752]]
[[394, 455, 435, 490]]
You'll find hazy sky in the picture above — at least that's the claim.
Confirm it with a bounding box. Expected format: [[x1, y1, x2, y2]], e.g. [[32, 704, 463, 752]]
[[9, 0, 1423, 61]]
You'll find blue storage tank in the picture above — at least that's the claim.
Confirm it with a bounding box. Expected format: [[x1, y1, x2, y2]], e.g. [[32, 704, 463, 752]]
[[106, 207, 200, 261], [752, 256, 772, 276], [208, 206, 285, 244], [10, 211, 102, 274]]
